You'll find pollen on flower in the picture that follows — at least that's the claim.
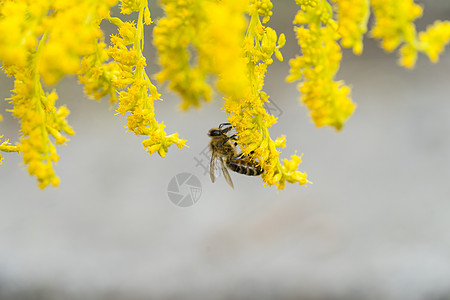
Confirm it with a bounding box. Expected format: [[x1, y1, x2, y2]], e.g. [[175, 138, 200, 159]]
[[221, 2, 309, 190], [399, 44, 417, 68], [333, 0, 369, 55], [0, 136, 20, 159], [368, 0, 450, 68], [154, 0, 250, 110], [108, 2, 187, 159], [418, 20, 450, 63], [288, 2, 355, 130], [251, 0, 274, 23]]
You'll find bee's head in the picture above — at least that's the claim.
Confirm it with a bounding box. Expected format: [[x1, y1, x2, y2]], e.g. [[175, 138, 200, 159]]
[[208, 128, 221, 137]]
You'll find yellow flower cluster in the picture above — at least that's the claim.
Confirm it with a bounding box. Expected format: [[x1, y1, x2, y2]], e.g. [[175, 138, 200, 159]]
[[252, 0, 274, 23], [78, 39, 120, 104], [108, 3, 186, 157], [153, 0, 308, 188], [1, 0, 450, 189], [120, 0, 147, 14], [0, 0, 188, 187], [224, 2, 309, 189], [154, 0, 250, 110], [371, 0, 450, 68], [288, 0, 356, 130], [3, 37, 75, 188], [0, 0, 117, 188], [39, 1, 116, 85], [371, 0, 421, 67], [332, 0, 369, 55], [418, 21, 450, 63], [6, 62, 74, 188], [0, 135, 20, 165], [0, 1, 39, 68]]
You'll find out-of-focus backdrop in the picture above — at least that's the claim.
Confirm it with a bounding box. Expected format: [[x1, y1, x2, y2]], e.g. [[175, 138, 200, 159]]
[[1, 1, 450, 299]]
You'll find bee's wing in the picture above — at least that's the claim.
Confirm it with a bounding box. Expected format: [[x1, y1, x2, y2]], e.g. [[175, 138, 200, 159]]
[[210, 151, 217, 183], [219, 157, 234, 189]]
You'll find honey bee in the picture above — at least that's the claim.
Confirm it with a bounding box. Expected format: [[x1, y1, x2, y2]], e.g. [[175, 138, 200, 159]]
[[208, 123, 263, 188]]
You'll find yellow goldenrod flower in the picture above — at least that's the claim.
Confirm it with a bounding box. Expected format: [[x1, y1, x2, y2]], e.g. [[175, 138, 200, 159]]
[[370, 0, 422, 68], [332, 0, 369, 55], [39, 1, 119, 85], [224, 3, 310, 189], [108, 3, 187, 157], [418, 20, 450, 63], [120, 0, 147, 14], [0, 135, 20, 165], [200, 0, 250, 100], [371, 0, 422, 52], [0, 1, 38, 68], [371, 0, 450, 68], [5, 60, 74, 189], [154, 0, 250, 110], [153, 0, 214, 109], [78, 41, 121, 103], [288, 0, 356, 130], [251, 0, 274, 23]]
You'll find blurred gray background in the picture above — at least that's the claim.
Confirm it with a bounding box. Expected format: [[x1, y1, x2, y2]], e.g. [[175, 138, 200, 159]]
[[1, 1, 450, 299]]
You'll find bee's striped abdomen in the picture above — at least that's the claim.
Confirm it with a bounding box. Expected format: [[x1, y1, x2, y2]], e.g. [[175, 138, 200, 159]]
[[227, 158, 263, 176]]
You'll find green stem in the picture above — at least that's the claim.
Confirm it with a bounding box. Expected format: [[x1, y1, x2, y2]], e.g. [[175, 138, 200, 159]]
[[32, 31, 52, 165]]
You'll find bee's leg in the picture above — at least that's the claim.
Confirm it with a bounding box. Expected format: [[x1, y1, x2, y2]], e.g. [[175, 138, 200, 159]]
[[220, 127, 233, 136], [218, 123, 233, 133], [231, 153, 246, 160], [228, 134, 239, 146], [220, 134, 238, 147], [218, 122, 231, 129], [232, 148, 256, 160]]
